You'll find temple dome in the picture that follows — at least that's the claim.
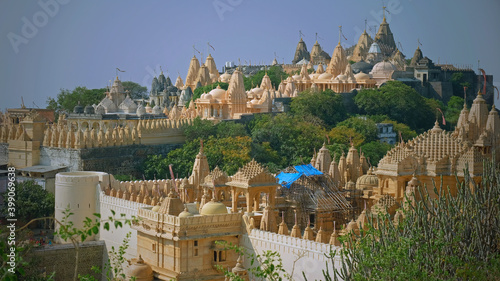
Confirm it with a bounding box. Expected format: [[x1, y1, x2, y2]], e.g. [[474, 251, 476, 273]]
[[136, 104, 146, 116], [356, 169, 378, 190], [73, 102, 84, 114], [371, 61, 397, 75], [219, 72, 231, 83], [351, 61, 373, 74], [250, 87, 264, 97], [125, 255, 153, 281], [179, 207, 194, 218], [200, 199, 228, 215], [335, 74, 347, 81], [354, 72, 371, 82], [318, 72, 333, 80], [152, 105, 162, 115], [84, 105, 95, 114], [208, 86, 226, 100]]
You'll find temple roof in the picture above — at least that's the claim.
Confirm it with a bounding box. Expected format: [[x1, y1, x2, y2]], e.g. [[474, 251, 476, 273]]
[[203, 166, 228, 186], [292, 38, 310, 64], [410, 46, 423, 67], [226, 159, 277, 188], [185, 56, 200, 87], [375, 120, 490, 176], [326, 43, 348, 77], [374, 16, 396, 55], [351, 30, 374, 62]]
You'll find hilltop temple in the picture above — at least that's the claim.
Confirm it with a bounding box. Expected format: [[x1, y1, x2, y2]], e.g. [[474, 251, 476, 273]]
[[46, 92, 499, 279]]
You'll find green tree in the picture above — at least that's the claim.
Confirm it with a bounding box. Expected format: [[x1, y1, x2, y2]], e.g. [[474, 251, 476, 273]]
[[291, 89, 347, 128], [445, 96, 465, 130], [355, 81, 435, 132], [328, 127, 365, 148], [243, 65, 289, 90], [251, 142, 282, 173], [325, 143, 350, 162], [336, 117, 378, 143], [144, 120, 250, 179], [183, 117, 218, 142], [451, 72, 471, 97], [250, 114, 326, 167], [122, 81, 148, 99], [359, 141, 393, 166], [143, 135, 252, 179], [205, 136, 252, 175], [46, 87, 106, 114], [1, 180, 54, 224]]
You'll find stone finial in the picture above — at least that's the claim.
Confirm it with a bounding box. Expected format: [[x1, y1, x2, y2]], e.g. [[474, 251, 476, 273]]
[[329, 228, 341, 246]]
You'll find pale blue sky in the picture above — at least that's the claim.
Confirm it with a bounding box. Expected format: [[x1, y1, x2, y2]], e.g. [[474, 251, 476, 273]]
[[1, 0, 499, 110]]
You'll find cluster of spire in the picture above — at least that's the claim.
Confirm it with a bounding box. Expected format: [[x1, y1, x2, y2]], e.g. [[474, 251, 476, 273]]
[[312, 143, 370, 188]]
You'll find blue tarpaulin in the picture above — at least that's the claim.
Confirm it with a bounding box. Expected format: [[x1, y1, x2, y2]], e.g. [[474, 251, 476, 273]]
[[294, 164, 323, 176], [275, 164, 323, 189], [276, 172, 302, 189]]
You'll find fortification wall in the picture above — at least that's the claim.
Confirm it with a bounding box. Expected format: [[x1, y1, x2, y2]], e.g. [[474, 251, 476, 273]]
[[31, 241, 104, 281], [40, 143, 181, 177], [40, 147, 82, 171], [99, 193, 149, 260], [241, 229, 342, 280]]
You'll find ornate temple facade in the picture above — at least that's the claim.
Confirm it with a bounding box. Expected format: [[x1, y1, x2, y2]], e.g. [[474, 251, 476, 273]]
[[53, 144, 357, 280], [348, 91, 500, 212], [194, 69, 276, 120]]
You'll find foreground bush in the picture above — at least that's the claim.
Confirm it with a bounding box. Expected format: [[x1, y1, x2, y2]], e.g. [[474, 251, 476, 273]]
[[324, 159, 500, 281]]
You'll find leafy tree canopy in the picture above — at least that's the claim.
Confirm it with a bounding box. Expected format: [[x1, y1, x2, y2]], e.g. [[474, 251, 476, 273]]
[[360, 141, 393, 166], [143, 135, 252, 179], [46, 87, 106, 114], [243, 65, 289, 91], [121, 81, 148, 100], [336, 116, 378, 143], [144, 119, 250, 179], [1, 180, 54, 223], [291, 89, 347, 128], [355, 81, 435, 132], [250, 114, 326, 168], [444, 96, 465, 130]]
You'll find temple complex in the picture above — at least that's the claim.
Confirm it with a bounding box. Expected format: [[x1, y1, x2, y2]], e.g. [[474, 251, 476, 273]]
[[51, 90, 498, 279], [1, 7, 498, 280]]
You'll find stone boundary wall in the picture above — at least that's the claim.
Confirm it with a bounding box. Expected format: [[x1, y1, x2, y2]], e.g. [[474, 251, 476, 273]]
[[31, 241, 104, 281], [40, 143, 181, 177], [242, 229, 342, 280], [99, 193, 149, 260]]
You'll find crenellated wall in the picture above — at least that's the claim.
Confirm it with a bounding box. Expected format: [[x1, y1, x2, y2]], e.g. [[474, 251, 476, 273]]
[[39, 143, 181, 177], [99, 193, 150, 260], [241, 229, 341, 280]]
